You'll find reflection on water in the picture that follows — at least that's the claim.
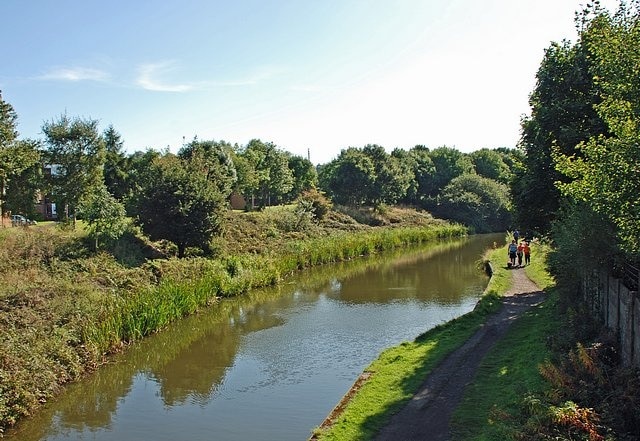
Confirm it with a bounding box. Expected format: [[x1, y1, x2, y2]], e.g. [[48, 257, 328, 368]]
[[5, 233, 504, 441]]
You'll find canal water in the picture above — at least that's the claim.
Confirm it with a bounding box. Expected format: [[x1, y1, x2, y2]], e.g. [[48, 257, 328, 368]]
[[6, 233, 503, 441]]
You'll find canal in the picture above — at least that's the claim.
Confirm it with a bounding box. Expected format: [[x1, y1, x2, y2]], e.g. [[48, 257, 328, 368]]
[[6, 233, 503, 441]]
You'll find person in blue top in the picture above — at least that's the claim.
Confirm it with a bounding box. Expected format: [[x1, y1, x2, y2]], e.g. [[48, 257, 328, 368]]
[[508, 239, 518, 267]]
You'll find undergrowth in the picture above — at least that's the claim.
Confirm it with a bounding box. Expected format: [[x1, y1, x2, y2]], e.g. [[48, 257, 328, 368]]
[[0, 206, 464, 434], [453, 240, 640, 441]]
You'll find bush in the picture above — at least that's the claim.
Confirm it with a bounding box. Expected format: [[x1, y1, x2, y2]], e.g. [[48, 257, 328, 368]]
[[297, 189, 333, 221]]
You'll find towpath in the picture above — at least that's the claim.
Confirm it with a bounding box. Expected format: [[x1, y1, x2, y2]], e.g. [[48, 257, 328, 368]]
[[373, 266, 544, 441]]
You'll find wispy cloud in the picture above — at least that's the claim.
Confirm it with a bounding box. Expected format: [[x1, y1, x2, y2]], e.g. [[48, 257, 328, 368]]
[[136, 62, 193, 92], [38, 67, 109, 82], [135, 61, 285, 92]]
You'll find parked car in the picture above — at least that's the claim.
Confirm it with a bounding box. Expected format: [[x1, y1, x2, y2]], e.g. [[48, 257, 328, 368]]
[[11, 214, 37, 226]]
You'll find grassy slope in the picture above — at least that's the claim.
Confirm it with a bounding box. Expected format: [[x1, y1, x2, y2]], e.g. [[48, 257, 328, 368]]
[[0, 206, 460, 434]]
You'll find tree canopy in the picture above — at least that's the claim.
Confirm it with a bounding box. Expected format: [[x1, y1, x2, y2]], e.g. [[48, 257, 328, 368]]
[[131, 154, 226, 258], [42, 115, 105, 226], [553, 1, 640, 256]]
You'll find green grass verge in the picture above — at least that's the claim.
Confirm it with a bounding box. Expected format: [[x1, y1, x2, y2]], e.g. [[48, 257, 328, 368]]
[[450, 240, 557, 441], [312, 287, 503, 440], [314, 242, 510, 441], [312, 240, 555, 441]]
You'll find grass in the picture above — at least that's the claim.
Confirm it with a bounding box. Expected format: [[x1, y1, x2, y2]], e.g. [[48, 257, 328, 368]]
[[311, 272, 504, 440], [0, 206, 465, 434], [450, 291, 560, 440], [312, 293, 504, 441], [311, 239, 554, 441], [450, 240, 557, 441]]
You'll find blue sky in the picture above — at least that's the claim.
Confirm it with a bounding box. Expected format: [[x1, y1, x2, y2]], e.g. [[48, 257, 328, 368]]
[[0, 0, 620, 165]]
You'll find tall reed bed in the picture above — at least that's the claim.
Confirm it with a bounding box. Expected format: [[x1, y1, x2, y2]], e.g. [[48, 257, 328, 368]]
[[82, 224, 466, 355]]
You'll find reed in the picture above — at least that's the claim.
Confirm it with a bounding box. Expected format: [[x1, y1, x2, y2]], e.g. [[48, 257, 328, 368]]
[[0, 216, 466, 434], [81, 224, 467, 355]]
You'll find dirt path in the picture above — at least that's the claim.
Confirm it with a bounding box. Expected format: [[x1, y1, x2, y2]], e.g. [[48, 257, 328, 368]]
[[373, 267, 544, 441]]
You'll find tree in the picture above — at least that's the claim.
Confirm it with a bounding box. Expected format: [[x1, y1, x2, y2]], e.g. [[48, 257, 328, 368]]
[[514, 36, 608, 234], [554, 1, 640, 256], [435, 174, 512, 233], [103, 125, 130, 201], [240, 139, 293, 208], [284, 154, 318, 203], [4, 140, 42, 218], [0, 91, 25, 225], [469, 148, 512, 184], [0, 90, 17, 147], [398, 145, 436, 205], [362, 144, 413, 206], [428, 146, 475, 196], [79, 184, 128, 250], [42, 115, 106, 226], [122, 149, 163, 215], [132, 154, 226, 258], [318, 148, 376, 206], [178, 139, 237, 197]]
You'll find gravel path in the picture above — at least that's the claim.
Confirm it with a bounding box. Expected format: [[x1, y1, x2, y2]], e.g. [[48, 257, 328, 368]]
[[373, 266, 544, 441]]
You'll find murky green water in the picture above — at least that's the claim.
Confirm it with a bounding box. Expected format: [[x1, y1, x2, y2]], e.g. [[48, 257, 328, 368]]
[[6, 233, 503, 441]]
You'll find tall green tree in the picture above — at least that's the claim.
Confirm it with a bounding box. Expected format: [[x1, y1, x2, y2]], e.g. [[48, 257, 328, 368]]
[[122, 149, 162, 214], [42, 115, 105, 226], [469, 148, 512, 184], [240, 139, 293, 208], [103, 125, 130, 201], [554, 1, 640, 256], [178, 139, 237, 197], [362, 144, 413, 206], [4, 140, 42, 218], [515, 36, 608, 234], [400, 145, 436, 205], [132, 154, 226, 258], [435, 174, 512, 233], [0, 90, 17, 146], [79, 184, 128, 250], [284, 154, 318, 203], [0, 91, 35, 225], [318, 147, 376, 207], [428, 146, 474, 197]]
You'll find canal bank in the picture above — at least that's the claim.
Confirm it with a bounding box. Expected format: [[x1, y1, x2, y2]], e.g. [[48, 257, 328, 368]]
[[0, 207, 466, 435], [2, 232, 503, 440], [311, 243, 550, 441]]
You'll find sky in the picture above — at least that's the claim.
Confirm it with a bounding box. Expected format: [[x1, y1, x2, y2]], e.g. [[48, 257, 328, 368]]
[[0, 0, 621, 165]]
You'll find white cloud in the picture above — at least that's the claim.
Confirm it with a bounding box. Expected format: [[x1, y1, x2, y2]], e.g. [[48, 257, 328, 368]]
[[38, 66, 109, 82], [136, 61, 193, 92], [135, 61, 284, 92]]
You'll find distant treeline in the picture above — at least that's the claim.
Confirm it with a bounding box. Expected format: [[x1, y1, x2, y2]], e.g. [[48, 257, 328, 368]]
[[1, 94, 521, 255]]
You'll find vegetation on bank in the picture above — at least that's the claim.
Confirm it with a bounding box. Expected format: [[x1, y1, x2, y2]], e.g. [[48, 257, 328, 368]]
[[0, 206, 464, 434], [314, 236, 639, 441], [451, 243, 558, 440], [310, 243, 516, 440]]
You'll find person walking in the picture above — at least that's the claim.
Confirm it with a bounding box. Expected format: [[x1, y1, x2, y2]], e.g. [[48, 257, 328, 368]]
[[523, 241, 531, 265], [517, 241, 524, 267], [508, 240, 518, 267]]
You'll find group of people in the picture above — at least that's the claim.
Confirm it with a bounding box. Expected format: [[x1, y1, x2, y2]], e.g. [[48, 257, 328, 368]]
[[507, 229, 531, 268]]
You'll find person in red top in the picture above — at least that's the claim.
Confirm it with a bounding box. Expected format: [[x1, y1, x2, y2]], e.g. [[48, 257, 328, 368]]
[[517, 241, 524, 266], [523, 242, 531, 265]]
